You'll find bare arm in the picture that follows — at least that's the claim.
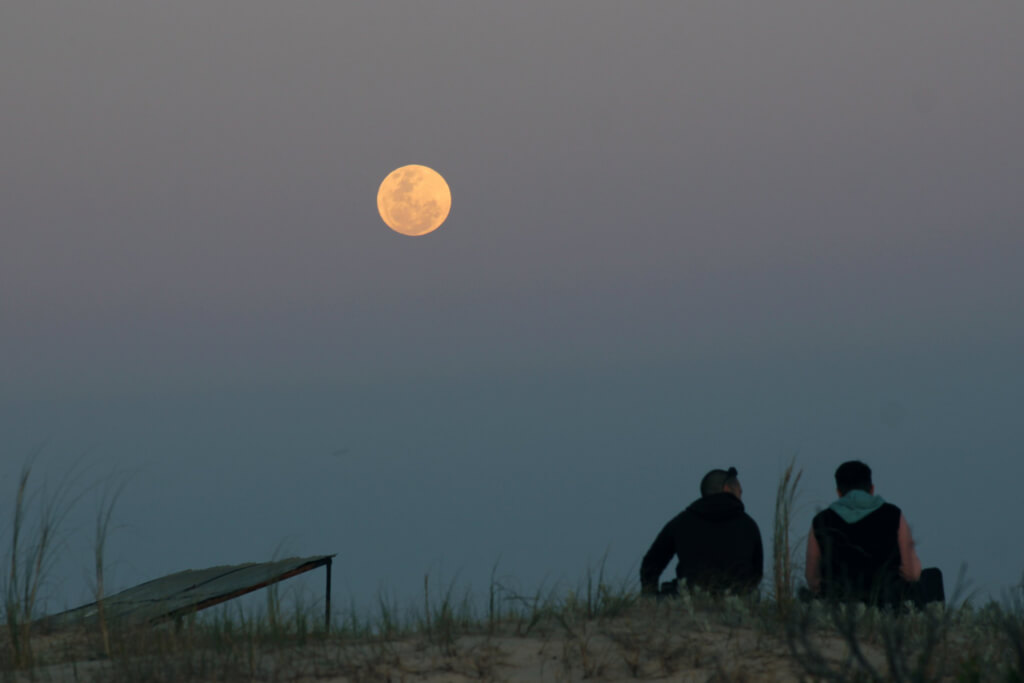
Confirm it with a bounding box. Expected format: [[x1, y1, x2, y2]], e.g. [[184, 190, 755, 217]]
[[897, 514, 922, 582], [805, 525, 822, 593]]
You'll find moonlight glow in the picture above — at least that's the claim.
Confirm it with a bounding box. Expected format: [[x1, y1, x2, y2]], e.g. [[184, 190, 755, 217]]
[[376, 165, 451, 236]]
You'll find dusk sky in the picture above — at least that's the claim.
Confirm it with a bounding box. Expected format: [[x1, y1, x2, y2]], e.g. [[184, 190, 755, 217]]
[[2, 2, 1022, 612]]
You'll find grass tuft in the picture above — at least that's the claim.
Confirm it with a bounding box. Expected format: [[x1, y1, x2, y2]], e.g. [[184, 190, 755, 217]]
[[772, 455, 803, 618]]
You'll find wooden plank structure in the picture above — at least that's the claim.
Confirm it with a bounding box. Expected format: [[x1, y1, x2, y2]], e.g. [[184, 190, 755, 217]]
[[42, 554, 335, 630]]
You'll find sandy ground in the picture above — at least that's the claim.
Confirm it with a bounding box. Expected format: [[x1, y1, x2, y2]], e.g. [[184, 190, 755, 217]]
[[286, 627, 806, 682], [14, 604, 889, 682]]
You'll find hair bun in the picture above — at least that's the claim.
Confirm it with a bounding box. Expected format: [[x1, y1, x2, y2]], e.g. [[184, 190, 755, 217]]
[[726, 467, 738, 477]]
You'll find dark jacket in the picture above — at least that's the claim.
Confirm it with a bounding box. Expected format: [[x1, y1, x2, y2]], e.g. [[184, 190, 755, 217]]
[[640, 492, 763, 594], [811, 502, 903, 605]]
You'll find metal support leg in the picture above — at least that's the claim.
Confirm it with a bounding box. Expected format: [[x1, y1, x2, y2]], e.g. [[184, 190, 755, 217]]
[[325, 557, 333, 632]]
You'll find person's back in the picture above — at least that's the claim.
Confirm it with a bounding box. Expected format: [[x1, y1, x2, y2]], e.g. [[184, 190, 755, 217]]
[[811, 493, 905, 604], [805, 461, 943, 608], [641, 467, 763, 596]]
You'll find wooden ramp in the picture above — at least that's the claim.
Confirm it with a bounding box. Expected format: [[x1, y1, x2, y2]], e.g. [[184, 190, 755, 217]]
[[42, 554, 334, 629]]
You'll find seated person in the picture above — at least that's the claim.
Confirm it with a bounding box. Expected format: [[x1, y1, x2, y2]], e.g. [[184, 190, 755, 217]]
[[805, 460, 944, 608], [640, 467, 763, 596]]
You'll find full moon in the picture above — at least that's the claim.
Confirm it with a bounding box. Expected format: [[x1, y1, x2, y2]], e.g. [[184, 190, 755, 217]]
[[376, 164, 451, 236]]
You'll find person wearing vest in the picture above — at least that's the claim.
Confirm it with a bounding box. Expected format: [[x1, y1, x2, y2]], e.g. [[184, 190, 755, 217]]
[[641, 467, 763, 597], [805, 460, 944, 608]]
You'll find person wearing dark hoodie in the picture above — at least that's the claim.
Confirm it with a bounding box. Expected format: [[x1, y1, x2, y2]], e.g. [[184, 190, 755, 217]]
[[640, 467, 763, 596], [805, 460, 944, 608]]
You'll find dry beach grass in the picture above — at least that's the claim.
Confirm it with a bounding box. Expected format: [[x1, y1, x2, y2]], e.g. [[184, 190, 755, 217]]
[[8, 585, 1024, 682], [3, 460, 1023, 682]]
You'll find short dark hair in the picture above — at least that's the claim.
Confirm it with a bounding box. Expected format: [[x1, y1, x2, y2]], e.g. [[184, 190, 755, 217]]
[[700, 467, 739, 497], [835, 460, 873, 495]]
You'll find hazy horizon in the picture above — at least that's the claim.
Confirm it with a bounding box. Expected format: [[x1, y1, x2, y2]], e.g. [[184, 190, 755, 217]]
[[2, 2, 1022, 611]]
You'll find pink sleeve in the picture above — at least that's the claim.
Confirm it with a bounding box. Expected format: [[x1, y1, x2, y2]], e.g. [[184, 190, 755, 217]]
[[897, 514, 922, 582], [805, 525, 822, 593]]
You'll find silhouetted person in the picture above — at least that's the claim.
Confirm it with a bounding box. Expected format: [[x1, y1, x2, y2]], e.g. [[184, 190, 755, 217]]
[[641, 467, 763, 596], [805, 460, 944, 608]]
